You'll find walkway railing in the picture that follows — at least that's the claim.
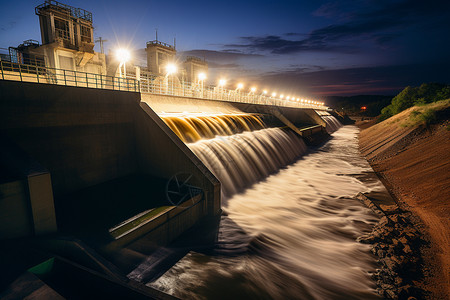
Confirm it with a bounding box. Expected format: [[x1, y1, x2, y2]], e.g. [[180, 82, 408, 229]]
[[137, 74, 327, 110], [0, 61, 140, 92], [0, 59, 326, 109]]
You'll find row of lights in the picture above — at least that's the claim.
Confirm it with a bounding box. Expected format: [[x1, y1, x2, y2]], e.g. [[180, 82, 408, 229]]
[[115, 48, 325, 106], [207, 75, 325, 106]]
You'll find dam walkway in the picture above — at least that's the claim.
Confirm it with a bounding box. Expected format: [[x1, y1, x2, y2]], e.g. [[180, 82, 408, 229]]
[[0, 60, 327, 110]]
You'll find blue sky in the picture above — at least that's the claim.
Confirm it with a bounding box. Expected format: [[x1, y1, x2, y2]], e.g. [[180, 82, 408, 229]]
[[1, 0, 450, 96]]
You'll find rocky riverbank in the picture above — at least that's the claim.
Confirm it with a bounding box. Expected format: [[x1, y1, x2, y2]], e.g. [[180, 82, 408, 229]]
[[356, 193, 427, 299]]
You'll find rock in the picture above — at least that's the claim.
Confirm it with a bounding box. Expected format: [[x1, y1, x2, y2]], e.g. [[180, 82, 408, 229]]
[[384, 288, 397, 299], [403, 244, 412, 254], [398, 236, 408, 244], [397, 285, 413, 299], [379, 216, 390, 226], [357, 234, 376, 243], [377, 249, 387, 258], [355, 192, 426, 299]]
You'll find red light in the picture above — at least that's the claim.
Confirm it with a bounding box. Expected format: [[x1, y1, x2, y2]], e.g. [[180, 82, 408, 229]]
[[361, 106, 367, 110]]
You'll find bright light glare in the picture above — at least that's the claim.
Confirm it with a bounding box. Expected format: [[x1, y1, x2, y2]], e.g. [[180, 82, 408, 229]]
[[280, 94, 284, 99], [272, 92, 277, 97], [237, 83, 243, 89], [198, 72, 206, 80], [286, 96, 290, 100], [251, 87, 256, 92], [115, 48, 131, 63], [263, 90, 267, 94], [166, 63, 177, 75], [219, 79, 227, 86]]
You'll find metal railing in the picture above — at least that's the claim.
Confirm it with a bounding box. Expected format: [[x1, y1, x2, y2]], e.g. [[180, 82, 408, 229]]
[[136, 73, 327, 110], [35, 0, 93, 22], [146, 40, 175, 50], [0, 61, 140, 92], [0, 59, 325, 109]]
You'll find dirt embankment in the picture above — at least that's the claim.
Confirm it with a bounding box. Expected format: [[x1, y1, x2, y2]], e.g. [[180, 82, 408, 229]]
[[358, 102, 450, 299]]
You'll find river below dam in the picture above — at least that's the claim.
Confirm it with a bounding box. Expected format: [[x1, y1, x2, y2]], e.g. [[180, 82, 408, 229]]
[[149, 125, 385, 299]]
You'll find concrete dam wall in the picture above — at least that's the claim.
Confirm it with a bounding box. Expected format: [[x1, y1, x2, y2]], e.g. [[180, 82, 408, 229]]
[[0, 80, 219, 246]]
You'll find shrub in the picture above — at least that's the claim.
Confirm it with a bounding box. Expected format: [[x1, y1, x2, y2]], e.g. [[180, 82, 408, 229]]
[[378, 83, 450, 121], [411, 109, 437, 125]]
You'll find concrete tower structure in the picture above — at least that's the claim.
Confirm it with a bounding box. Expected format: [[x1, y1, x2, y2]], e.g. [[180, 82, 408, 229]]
[[145, 40, 177, 76], [184, 56, 208, 83], [34, 0, 106, 74]]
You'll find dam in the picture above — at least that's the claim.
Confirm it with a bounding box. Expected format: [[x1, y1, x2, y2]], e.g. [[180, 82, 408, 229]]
[[0, 1, 389, 298], [0, 77, 387, 299]]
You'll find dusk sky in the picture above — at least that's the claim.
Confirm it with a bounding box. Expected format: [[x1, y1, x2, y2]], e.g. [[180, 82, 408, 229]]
[[1, 0, 450, 97]]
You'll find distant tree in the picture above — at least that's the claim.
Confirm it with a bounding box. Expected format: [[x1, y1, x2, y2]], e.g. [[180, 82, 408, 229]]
[[436, 86, 450, 100], [378, 83, 450, 121]]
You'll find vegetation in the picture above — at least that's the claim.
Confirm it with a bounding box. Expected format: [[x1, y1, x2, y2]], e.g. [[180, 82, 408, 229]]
[[399, 99, 450, 127], [379, 83, 450, 121]]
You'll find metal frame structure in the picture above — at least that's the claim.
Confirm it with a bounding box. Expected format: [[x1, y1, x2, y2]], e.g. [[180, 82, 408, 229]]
[[35, 0, 93, 22]]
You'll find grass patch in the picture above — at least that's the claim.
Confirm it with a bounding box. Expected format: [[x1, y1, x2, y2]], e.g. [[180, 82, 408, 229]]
[[400, 99, 450, 127]]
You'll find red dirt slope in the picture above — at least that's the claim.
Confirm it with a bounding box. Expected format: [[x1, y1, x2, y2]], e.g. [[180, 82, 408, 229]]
[[359, 102, 450, 299]]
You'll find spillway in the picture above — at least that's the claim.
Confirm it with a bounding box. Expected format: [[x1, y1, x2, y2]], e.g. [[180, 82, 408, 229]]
[[150, 112, 383, 299], [190, 128, 307, 197], [315, 110, 343, 133], [160, 113, 265, 143]]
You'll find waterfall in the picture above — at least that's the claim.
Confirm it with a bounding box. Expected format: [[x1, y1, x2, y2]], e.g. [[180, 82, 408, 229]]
[[315, 110, 343, 133], [161, 113, 265, 143], [161, 113, 308, 197], [189, 128, 307, 197]]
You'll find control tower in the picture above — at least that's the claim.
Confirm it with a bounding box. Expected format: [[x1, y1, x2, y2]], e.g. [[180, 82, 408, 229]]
[[145, 40, 176, 76], [34, 1, 105, 74], [184, 56, 208, 83]]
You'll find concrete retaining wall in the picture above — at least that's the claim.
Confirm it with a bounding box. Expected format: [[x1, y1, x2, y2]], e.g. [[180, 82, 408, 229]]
[[0, 80, 139, 196], [0, 80, 220, 243]]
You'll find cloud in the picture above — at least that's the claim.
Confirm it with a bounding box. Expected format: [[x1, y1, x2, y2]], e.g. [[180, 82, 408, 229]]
[[224, 0, 450, 55], [207, 62, 240, 69], [179, 49, 262, 61], [254, 62, 450, 96], [0, 21, 17, 31]]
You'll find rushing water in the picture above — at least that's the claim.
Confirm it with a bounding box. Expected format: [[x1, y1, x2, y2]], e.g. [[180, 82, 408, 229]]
[[161, 113, 265, 143], [315, 110, 343, 134], [149, 125, 383, 299], [189, 128, 308, 197]]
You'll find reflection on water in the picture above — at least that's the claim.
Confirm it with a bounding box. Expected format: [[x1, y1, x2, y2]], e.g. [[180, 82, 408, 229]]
[[150, 126, 382, 299]]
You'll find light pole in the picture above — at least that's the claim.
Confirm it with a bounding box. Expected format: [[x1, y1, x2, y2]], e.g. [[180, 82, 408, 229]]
[[248, 87, 256, 103], [198, 72, 206, 98], [218, 79, 226, 100], [235, 83, 243, 101], [261, 90, 267, 104], [165, 63, 177, 95], [115, 48, 130, 78]]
